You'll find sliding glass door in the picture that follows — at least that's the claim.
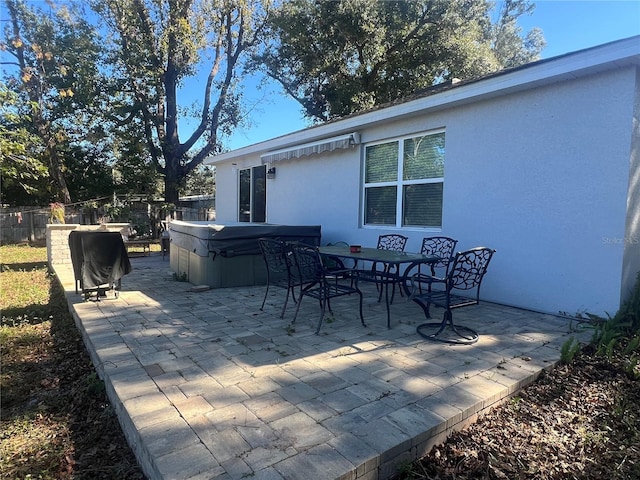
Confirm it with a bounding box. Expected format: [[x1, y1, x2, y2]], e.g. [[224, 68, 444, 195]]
[[238, 165, 266, 223]]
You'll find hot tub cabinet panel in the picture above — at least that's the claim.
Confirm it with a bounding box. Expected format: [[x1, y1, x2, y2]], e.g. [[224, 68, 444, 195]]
[[169, 221, 321, 288]]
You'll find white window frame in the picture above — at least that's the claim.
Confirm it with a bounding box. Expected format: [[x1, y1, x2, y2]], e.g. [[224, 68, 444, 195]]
[[362, 129, 445, 229]]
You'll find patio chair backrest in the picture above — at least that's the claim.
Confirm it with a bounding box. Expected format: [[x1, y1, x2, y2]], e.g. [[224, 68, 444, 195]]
[[289, 243, 324, 285], [258, 238, 289, 282], [420, 236, 458, 270], [447, 247, 495, 292], [324, 241, 352, 270], [377, 234, 408, 252]]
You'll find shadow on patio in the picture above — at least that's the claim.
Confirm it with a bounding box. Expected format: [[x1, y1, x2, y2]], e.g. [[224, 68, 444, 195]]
[[55, 254, 591, 480]]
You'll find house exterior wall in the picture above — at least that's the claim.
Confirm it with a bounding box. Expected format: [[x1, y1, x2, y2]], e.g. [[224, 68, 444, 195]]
[[214, 66, 639, 317], [622, 68, 640, 304], [438, 67, 636, 316]]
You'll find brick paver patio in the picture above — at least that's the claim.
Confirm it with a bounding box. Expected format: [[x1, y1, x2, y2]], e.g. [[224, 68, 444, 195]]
[[53, 253, 591, 480]]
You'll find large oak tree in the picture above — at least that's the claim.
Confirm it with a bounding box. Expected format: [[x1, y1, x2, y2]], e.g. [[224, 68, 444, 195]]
[[257, 0, 545, 122], [94, 0, 271, 203]]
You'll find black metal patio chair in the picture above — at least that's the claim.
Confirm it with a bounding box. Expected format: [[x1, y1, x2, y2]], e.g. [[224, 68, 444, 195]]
[[362, 233, 409, 304], [377, 234, 408, 252], [420, 236, 458, 276], [290, 243, 365, 334], [324, 241, 358, 270], [408, 247, 496, 344], [406, 236, 459, 294], [322, 241, 359, 287], [258, 238, 301, 318]]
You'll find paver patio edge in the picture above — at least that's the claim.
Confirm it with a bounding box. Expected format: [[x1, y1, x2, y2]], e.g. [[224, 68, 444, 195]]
[[59, 283, 164, 480], [51, 256, 593, 480]]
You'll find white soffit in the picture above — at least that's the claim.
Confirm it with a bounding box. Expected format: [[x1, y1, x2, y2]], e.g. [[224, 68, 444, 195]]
[[260, 132, 360, 164]]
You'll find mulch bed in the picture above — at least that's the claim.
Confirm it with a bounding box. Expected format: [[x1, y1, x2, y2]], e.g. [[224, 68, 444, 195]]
[[395, 342, 640, 479]]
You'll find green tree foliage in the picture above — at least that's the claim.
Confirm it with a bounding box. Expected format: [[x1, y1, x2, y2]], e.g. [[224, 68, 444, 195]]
[[93, 0, 271, 204], [1, 0, 105, 204], [0, 84, 49, 205], [184, 164, 216, 196], [110, 123, 162, 198], [492, 0, 545, 68], [257, 0, 545, 122], [64, 144, 115, 202]]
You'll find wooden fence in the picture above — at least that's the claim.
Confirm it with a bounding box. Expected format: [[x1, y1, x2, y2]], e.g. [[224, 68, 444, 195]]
[[1, 207, 83, 245], [1, 206, 214, 245]]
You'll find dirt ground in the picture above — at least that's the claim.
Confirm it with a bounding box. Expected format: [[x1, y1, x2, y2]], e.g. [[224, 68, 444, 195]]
[[394, 342, 640, 480]]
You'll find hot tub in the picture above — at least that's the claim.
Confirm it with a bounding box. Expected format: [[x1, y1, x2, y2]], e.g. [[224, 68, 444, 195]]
[[169, 220, 321, 288]]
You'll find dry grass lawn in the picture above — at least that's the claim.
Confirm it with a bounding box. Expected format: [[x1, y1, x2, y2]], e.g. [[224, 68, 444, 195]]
[[0, 244, 145, 479]]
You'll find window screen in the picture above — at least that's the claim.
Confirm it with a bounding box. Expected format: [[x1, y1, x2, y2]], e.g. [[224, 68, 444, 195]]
[[363, 131, 445, 228]]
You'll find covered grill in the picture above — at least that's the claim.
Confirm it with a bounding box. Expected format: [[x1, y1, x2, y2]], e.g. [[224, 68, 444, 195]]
[[69, 231, 132, 299]]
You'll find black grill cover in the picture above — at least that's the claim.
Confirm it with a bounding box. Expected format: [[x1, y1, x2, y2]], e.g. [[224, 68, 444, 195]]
[[69, 231, 132, 290]]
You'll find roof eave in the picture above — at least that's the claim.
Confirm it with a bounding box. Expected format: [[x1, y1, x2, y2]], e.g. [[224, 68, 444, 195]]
[[206, 35, 640, 166]]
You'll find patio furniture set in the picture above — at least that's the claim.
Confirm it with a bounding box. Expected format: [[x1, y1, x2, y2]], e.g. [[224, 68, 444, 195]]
[[259, 235, 496, 344], [67, 229, 495, 343]]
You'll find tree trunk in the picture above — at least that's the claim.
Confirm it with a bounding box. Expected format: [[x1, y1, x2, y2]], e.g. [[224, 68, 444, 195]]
[[44, 135, 72, 204], [164, 180, 180, 205], [164, 157, 180, 204], [48, 164, 71, 204]]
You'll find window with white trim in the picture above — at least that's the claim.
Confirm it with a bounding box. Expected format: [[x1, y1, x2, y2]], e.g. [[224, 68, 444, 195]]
[[363, 131, 445, 228], [238, 165, 266, 222]]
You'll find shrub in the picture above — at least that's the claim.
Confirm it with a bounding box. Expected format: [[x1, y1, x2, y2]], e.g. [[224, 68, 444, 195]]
[[591, 272, 640, 369]]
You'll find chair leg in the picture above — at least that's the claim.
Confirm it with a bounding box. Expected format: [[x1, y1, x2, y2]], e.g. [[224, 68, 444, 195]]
[[379, 266, 403, 305], [383, 280, 391, 329], [416, 309, 479, 345], [416, 318, 448, 339], [357, 290, 366, 328], [280, 289, 291, 319], [292, 293, 304, 324], [260, 284, 270, 311], [372, 263, 382, 297], [315, 298, 328, 334], [389, 278, 401, 304], [289, 283, 299, 304], [261, 282, 294, 318], [411, 297, 432, 319], [392, 265, 404, 300], [446, 311, 479, 343]]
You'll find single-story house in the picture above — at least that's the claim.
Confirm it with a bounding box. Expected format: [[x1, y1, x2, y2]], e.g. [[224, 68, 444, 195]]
[[205, 36, 640, 318]]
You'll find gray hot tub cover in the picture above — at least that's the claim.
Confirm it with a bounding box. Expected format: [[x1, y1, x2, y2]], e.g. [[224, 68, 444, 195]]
[[169, 221, 321, 258]]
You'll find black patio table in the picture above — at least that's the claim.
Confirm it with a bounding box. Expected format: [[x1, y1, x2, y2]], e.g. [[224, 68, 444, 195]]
[[318, 245, 440, 328]]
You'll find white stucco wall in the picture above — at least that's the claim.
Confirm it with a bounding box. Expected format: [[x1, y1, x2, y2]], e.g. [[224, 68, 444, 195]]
[[213, 66, 639, 317], [440, 68, 635, 316], [622, 68, 640, 305]]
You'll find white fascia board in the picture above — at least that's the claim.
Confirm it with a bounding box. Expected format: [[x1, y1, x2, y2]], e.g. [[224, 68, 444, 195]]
[[206, 36, 640, 166]]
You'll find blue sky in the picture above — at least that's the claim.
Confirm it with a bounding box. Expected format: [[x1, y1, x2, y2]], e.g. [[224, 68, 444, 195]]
[[225, 0, 640, 150], [2, 1, 637, 152]]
